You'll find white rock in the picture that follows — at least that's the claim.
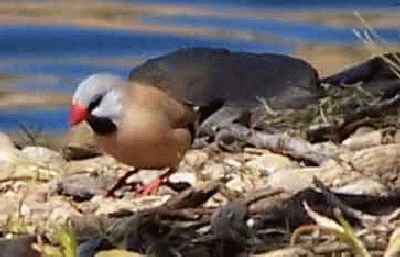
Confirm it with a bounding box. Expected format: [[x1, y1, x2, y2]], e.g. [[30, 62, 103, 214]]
[[252, 247, 312, 257], [22, 146, 62, 163], [183, 150, 209, 167], [267, 168, 320, 193], [0, 132, 18, 169], [201, 163, 226, 181], [244, 150, 299, 175], [335, 178, 387, 196], [226, 174, 246, 193], [126, 169, 161, 184], [169, 172, 198, 186]]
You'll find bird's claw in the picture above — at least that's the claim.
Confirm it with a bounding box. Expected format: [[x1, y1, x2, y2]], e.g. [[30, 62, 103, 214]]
[[136, 178, 163, 196]]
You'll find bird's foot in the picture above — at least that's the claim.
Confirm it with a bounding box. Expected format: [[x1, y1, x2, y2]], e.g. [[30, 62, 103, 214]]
[[135, 169, 173, 196], [107, 169, 138, 197], [136, 178, 163, 195]]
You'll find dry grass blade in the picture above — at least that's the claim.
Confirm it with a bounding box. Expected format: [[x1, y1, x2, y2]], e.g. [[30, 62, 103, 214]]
[[353, 11, 400, 79], [384, 227, 400, 257], [303, 202, 371, 257]]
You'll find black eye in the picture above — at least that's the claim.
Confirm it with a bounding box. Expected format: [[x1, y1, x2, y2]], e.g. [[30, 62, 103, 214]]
[[88, 95, 103, 111]]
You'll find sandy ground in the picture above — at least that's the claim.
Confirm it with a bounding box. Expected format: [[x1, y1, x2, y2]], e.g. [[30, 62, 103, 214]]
[[0, 1, 398, 29], [0, 91, 70, 108], [0, 1, 396, 40]]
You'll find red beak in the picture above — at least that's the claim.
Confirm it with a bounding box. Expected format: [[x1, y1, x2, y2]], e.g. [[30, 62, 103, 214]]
[[70, 103, 89, 126]]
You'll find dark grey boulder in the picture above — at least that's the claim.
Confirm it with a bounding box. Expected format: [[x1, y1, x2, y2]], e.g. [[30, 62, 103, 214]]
[[322, 52, 400, 98], [128, 47, 320, 137], [129, 48, 320, 110]]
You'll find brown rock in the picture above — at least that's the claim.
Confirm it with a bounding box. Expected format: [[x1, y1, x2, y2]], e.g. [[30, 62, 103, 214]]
[[342, 129, 384, 151], [252, 247, 313, 257], [62, 122, 101, 160], [0, 236, 40, 257]]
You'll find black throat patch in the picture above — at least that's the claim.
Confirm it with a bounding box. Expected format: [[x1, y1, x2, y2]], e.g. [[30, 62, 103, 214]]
[[86, 115, 117, 136], [86, 94, 117, 136]]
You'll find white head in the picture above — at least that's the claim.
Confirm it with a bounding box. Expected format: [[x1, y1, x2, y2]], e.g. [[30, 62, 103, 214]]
[[70, 73, 125, 130]]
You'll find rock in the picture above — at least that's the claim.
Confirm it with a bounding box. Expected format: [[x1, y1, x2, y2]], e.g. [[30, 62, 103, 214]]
[[266, 168, 321, 193], [182, 150, 209, 168], [351, 126, 376, 137], [21, 146, 62, 163], [211, 202, 249, 257], [21, 146, 66, 175], [0, 159, 55, 183], [211, 202, 249, 243], [252, 247, 312, 257], [346, 143, 400, 179], [267, 160, 364, 194], [95, 250, 142, 257], [0, 195, 19, 218], [19, 196, 81, 225], [0, 236, 39, 257], [395, 130, 400, 143], [312, 141, 341, 156], [92, 195, 170, 216], [226, 174, 248, 193], [0, 131, 18, 170], [168, 172, 198, 187], [54, 173, 115, 200], [62, 122, 101, 161], [126, 169, 161, 185], [201, 163, 227, 181], [335, 178, 388, 196], [66, 155, 130, 175], [342, 129, 384, 151], [79, 237, 114, 257], [244, 149, 299, 175]]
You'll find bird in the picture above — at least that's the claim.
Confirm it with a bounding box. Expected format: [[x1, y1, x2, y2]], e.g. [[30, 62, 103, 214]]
[[70, 73, 197, 195], [70, 47, 319, 195]]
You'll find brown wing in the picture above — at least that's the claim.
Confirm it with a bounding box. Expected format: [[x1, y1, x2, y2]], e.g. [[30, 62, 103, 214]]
[[95, 82, 196, 169]]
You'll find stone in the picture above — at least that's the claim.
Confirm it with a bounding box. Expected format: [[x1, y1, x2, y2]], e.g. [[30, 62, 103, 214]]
[[62, 122, 101, 160], [252, 247, 312, 257], [0, 195, 19, 217], [267, 160, 364, 194], [0, 131, 19, 170], [226, 174, 247, 193], [0, 236, 40, 257], [54, 173, 114, 200], [182, 150, 209, 168], [342, 130, 383, 151], [79, 237, 114, 257], [348, 143, 400, 179], [21, 146, 66, 174], [126, 169, 161, 185], [244, 149, 299, 175], [266, 168, 321, 193], [168, 172, 198, 187], [200, 163, 226, 181], [351, 126, 376, 137], [66, 155, 130, 175], [21, 146, 63, 163], [95, 250, 142, 257], [92, 195, 169, 216], [335, 178, 388, 196]]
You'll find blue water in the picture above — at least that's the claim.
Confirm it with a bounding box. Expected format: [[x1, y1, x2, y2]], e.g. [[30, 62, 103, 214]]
[[0, 1, 399, 133], [144, 15, 399, 44], [130, 0, 400, 9], [0, 107, 68, 133]]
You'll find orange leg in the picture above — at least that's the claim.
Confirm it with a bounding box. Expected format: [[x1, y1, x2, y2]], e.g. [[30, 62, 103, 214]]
[[136, 169, 174, 196]]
